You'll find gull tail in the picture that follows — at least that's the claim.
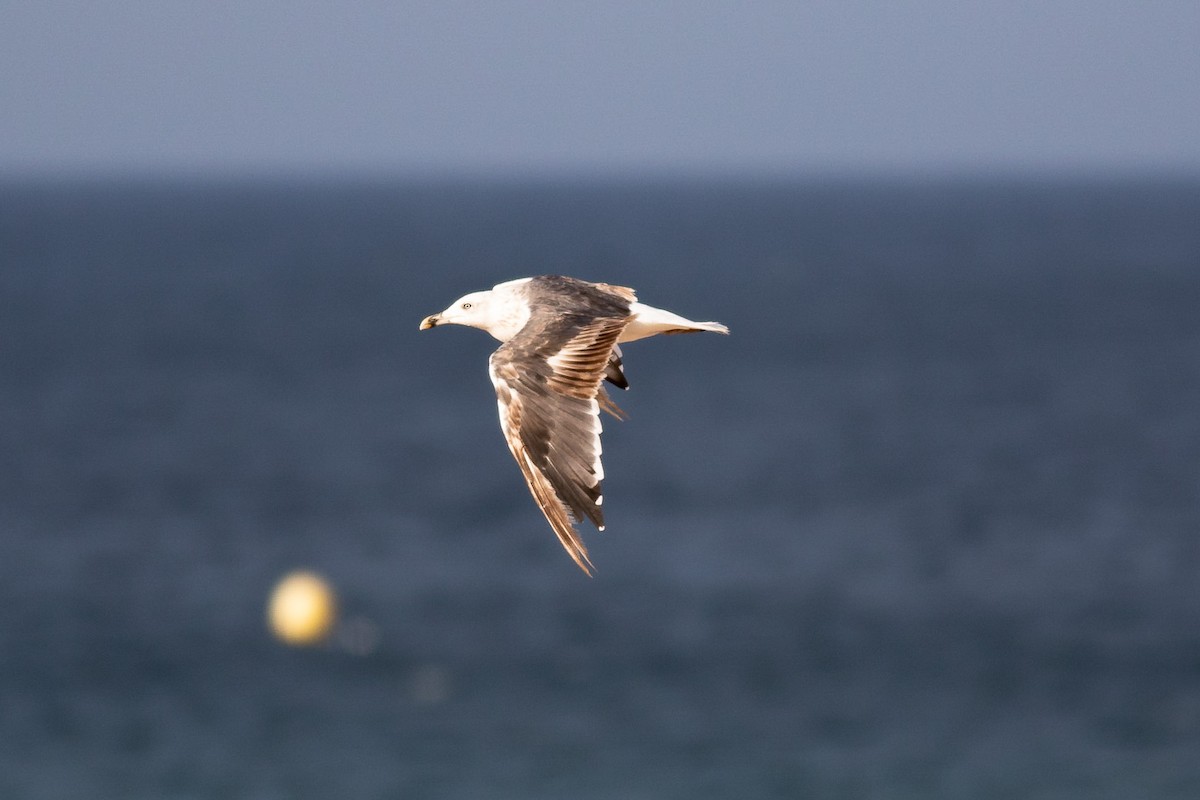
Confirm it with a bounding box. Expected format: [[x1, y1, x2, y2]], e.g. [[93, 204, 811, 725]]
[[619, 302, 730, 343], [665, 319, 729, 336]]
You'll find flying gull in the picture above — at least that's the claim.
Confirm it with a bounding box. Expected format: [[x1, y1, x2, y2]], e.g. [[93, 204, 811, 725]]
[[419, 275, 728, 574]]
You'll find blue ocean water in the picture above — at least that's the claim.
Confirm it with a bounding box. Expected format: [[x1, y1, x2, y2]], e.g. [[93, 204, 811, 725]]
[[1, 176, 1199, 798]]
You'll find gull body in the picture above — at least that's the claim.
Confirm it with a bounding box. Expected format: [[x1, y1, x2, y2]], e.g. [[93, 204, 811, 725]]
[[419, 275, 728, 574], [420, 277, 727, 344]]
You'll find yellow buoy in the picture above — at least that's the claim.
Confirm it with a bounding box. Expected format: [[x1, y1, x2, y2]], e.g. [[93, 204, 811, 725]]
[[268, 570, 337, 646]]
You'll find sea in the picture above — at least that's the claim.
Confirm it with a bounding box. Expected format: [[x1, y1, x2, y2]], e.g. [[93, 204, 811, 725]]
[[1, 174, 1199, 799]]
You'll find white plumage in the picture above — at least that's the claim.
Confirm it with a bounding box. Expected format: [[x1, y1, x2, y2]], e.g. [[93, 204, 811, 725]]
[[420, 275, 728, 574]]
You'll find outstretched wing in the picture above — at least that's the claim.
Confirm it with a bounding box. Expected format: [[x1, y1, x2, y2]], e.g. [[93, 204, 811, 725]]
[[489, 311, 630, 575]]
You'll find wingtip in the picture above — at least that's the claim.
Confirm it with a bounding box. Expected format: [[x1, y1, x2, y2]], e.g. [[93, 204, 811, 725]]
[[571, 551, 595, 577], [597, 388, 628, 420]]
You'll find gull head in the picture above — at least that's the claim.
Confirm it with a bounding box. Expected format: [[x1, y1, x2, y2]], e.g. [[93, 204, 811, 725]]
[[419, 290, 496, 332], [420, 285, 531, 342]]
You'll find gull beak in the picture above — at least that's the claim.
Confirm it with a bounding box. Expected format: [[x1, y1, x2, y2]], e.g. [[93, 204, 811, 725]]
[[419, 314, 440, 331]]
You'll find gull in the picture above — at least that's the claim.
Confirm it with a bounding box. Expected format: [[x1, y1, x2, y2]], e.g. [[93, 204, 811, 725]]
[[420, 275, 728, 574]]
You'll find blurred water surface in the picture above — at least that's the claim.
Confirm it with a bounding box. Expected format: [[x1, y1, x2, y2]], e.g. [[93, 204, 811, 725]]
[[2, 176, 1199, 798]]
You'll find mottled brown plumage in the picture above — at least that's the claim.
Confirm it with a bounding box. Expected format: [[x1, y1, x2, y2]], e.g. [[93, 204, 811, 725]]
[[420, 275, 728, 574]]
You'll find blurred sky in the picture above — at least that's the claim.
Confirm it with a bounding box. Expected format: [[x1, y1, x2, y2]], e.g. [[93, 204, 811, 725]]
[[3, 1, 1199, 178]]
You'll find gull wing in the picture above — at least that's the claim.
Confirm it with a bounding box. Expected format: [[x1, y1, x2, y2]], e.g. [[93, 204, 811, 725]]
[[489, 313, 630, 575]]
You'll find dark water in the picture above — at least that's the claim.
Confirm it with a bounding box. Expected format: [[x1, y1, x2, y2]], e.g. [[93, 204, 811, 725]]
[[2, 176, 1200, 798]]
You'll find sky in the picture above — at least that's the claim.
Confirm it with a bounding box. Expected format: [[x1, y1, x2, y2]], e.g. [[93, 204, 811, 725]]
[[2, 1, 1199, 178]]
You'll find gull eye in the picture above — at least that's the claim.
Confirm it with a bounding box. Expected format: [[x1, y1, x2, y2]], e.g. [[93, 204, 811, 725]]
[[461, 302, 472, 310]]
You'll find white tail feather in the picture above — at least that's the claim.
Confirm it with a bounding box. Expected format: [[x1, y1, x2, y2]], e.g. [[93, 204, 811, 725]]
[[618, 302, 730, 343]]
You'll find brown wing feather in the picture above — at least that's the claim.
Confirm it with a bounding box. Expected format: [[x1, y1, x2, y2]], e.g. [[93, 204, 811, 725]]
[[489, 311, 631, 575], [594, 282, 637, 303]]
